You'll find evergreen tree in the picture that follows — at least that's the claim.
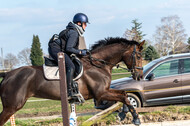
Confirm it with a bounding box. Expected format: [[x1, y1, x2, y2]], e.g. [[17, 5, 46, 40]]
[[142, 40, 148, 58], [123, 19, 147, 58], [131, 19, 146, 42], [124, 19, 146, 42], [30, 35, 44, 66], [145, 45, 160, 61]]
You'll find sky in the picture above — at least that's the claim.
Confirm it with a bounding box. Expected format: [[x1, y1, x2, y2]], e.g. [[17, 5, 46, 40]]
[[0, 0, 190, 57]]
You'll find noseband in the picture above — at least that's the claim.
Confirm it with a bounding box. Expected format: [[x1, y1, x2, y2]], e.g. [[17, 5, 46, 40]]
[[87, 45, 143, 73]]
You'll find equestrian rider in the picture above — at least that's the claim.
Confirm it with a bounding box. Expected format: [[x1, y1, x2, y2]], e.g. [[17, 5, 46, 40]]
[[48, 13, 89, 99]]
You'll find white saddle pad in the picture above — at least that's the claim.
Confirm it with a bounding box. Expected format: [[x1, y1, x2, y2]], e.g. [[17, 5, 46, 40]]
[[43, 65, 83, 81], [43, 65, 60, 80]]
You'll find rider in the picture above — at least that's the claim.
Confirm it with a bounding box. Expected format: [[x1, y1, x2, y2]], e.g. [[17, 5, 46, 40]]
[[48, 13, 89, 99]]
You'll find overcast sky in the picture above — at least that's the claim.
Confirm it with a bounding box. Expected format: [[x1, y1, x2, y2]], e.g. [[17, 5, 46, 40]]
[[0, 0, 190, 56]]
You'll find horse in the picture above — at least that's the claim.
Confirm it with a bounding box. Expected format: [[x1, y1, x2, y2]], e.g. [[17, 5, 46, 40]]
[[0, 37, 144, 126]]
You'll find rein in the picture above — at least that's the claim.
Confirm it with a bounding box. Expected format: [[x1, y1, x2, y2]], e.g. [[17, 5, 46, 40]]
[[88, 51, 130, 71], [87, 45, 143, 72]]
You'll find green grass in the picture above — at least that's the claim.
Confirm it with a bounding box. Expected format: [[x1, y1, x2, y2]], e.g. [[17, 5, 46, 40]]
[[0, 99, 95, 116], [112, 68, 129, 73], [5, 118, 64, 126], [164, 106, 190, 114], [112, 74, 131, 80], [15, 100, 62, 115], [164, 105, 178, 113], [5, 113, 117, 126], [179, 107, 190, 114]]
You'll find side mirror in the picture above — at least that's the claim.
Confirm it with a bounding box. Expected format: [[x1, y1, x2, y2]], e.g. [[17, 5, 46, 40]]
[[146, 73, 155, 81]]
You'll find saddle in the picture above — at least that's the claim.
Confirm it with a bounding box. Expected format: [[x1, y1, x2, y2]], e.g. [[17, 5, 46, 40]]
[[43, 55, 83, 81]]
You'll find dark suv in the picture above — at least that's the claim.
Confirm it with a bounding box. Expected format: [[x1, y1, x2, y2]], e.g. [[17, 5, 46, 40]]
[[95, 53, 190, 109]]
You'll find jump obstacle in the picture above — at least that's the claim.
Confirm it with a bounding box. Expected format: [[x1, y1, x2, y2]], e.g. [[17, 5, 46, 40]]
[[10, 115, 16, 126], [81, 102, 123, 126]]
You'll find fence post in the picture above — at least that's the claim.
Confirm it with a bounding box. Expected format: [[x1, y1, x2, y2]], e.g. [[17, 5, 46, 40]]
[[58, 52, 70, 126]]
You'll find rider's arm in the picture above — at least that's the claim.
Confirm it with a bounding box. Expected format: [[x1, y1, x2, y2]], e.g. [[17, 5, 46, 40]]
[[65, 30, 81, 55]]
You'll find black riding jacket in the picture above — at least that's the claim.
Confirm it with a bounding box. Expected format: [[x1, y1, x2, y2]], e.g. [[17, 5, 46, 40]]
[[59, 22, 80, 55]]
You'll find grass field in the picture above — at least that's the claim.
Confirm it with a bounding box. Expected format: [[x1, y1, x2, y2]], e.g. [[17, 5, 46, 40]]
[[112, 73, 131, 80]]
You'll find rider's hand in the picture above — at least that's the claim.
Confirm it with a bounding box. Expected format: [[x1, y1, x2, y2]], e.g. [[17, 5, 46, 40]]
[[85, 49, 90, 54], [81, 50, 87, 56]]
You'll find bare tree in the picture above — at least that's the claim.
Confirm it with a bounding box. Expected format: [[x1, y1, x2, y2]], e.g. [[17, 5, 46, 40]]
[[154, 15, 187, 56], [18, 48, 31, 66], [174, 42, 189, 54], [4, 53, 19, 69]]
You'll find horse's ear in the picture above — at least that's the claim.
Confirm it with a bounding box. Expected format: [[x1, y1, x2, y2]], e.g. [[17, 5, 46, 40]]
[[139, 40, 145, 47], [138, 40, 145, 51]]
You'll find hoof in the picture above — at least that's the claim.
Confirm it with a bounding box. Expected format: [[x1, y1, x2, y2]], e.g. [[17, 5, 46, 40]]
[[118, 112, 126, 121], [132, 118, 141, 126]]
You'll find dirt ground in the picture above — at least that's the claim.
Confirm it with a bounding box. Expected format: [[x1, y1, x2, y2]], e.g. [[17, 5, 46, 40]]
[[114, 120, 190, 126], [14, 105, 190, 126]]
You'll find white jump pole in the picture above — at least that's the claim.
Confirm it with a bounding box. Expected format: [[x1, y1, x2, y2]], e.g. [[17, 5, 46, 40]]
[[10, 114, 16, 126]]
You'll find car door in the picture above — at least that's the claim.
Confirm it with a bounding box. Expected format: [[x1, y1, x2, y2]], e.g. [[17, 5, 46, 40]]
[[143, 59, 182, 106], [181, 58, 190, 102]]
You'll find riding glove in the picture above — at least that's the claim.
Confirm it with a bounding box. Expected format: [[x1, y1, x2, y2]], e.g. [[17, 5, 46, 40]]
[[81, 49, 87, 56]]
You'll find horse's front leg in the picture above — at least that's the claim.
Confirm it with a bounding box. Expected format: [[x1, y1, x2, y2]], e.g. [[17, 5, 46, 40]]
[[98, 89, 140, 125]]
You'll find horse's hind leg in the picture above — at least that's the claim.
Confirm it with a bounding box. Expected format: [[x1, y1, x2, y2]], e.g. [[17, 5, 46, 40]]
[[0, 91, 28, 126], [0, 98, 27, 126], [0, 107, 17, 126], [98, 89, 140, 125]]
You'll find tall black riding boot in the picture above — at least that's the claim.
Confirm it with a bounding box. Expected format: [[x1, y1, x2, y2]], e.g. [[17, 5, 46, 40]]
[[128, 105, 141, 125], [66, 68, 75, 97]]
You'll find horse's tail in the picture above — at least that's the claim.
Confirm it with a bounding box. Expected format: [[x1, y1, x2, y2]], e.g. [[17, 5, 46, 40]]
[[0, 72, 6, 78], [0, 72, 6, 85], [0, 72, 6, 95]]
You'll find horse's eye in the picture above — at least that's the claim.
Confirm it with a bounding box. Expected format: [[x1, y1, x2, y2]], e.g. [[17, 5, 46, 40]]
[[137, 55, 141, 60]]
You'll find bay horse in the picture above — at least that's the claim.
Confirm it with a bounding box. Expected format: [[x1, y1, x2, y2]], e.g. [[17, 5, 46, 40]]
[[0, 37, 144, 126]]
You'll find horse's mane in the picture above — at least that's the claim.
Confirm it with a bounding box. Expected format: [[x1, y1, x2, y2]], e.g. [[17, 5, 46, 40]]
[[90, 37, 139, 51]]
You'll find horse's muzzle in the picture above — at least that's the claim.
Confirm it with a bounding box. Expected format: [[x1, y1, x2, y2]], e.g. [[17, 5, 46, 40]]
[[132, 72, 143, 81]]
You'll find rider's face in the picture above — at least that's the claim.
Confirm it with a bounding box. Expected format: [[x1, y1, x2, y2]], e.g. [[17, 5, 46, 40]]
[[77, 22, 87, 30], [82, 22, 87, 30]]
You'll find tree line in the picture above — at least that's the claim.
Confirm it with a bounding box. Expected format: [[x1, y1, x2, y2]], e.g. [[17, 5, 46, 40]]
[[1, 15, 190, 69], [124, 15, 190, 61]]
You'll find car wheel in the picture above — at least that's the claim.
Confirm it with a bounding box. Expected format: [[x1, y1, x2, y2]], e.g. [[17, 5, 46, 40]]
[[127, 93, 141, 108]]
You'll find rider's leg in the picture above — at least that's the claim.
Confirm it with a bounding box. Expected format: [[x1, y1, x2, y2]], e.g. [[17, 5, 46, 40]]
[[65, 54, 76, 97], [48, 47, 60, 63]]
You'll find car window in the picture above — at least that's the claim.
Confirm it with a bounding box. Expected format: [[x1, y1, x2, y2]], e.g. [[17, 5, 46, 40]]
[[183, 58, 190, 73], [151, 60, 179, 78], [143, 60, 157, 74]]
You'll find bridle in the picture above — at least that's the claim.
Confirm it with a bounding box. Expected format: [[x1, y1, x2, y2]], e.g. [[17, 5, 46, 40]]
[[87, 45, 143, 73], [131, 45, 143, 71]]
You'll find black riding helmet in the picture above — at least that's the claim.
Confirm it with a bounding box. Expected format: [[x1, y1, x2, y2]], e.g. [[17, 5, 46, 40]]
[[73, 13, 90, 24]]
